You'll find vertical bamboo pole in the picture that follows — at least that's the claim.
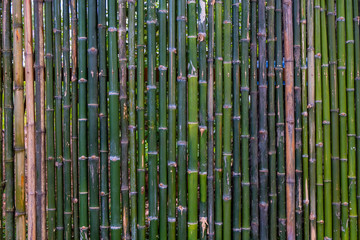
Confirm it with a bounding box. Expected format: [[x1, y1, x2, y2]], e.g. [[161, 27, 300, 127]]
[[13, 0, 25, 237], [283, 0, 295, 239], [3, 0, 14, 238], [276, 0, 286, 237], [240, 0, 251, 238], [34, 0, 46, 237], [320, 0, 333, 237], [198, 0, 208, 238], [25, 0, 36, 237], [187, 0, 199, 235], [70, 0, 79, 237], [63, 0, 72, 237], [250, 0, 259, 238], [98, 0, 109, 237]]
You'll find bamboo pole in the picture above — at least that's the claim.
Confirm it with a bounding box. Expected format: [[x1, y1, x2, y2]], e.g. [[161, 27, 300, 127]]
[[34, 0, 46, 237], [70, 0, 79, 237], [98, 0, 109, 237], [327, 0, 341, 237], [3, 0, 14, 238], [119, 0, 130, 237], [250, 0, 259, 238], [25, 0, 36, 237], [13, 0, 26, 237], [283, 0, 295, 239], [320, 0, 333, 237], [276, 0, 286, 237], [240, 0, 251, 238], [187, 0, 199, 235], [63, 0, 72, 237], [108, 0, 121, 235]]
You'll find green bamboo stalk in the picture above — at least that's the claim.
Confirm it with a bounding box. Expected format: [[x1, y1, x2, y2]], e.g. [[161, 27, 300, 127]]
[[259, 0, 269, 237], [177, 0, 187, 236], [167, 0, 177, 236], [63, 0, 72, 237], [276, 0, 286, 237], [327, 0, 341, 236], [13, 0, 25, 237], [98, 0, 109, 237], [187, 0, 199, 236], [314, 1, 324, 238], [320, 0, 332, 237], [147, 0, 158, 237], [207, 0, 215, 237], [128, 0, 137, 237], [306, 0, 316, 237], [293, 0, 303, 237], [70, 0, 79, 237], [250, 0, 259, 238], [3, 0, 14, 238], [345, 0, 358, 237], [34, 0, 46, 237], [24, 0, 36, 237], [119, 0, 130, 237], [240, 0, 250, 238], [198, 0, 208, 238], [337, 0, 349, 238], [45, 0, 56, 236], [267, 0, 277, 237], [222, 0, 231, 238], [78, 0, 89, 235], [158, 0, 168, 236], [215, 0, 223, 236], [108, 0, 121, 235], [137, 0, 146, 235], [232, 0, 241, 237]]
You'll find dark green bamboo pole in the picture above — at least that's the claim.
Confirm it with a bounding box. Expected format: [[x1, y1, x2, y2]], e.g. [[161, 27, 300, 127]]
[[276, 0, 286, 237], [54, 0, 64, 236], [293, 0, 303, 237], [187, 0, 199, 236], [98, 0, 109, 237], [78, 0, 89, 235], [34, 0, 46, 236], [198, 0, 208, 238], [63, 0, 72, 237], [70, 0, 79, 237], [119, 0, 130, 237], [267, 0, 277, 237], [327, 0, 341, 237], [45, 0, 56, 236], [207, 0, 215, 237], [314, 1, 324, 238], [147, 0, 158, 237], [259, 0, 269, 237], [158, 0, 168, 236], [320, 0, 333, 237], [13, 0, 25, 237], [108, 0, 121, 235], [177, 0, 187, 236], [306, 0, 316, 237], [167, 0, 177, 236], [137, 0, 146, 235], [215, 0, 223, 236], [240, 0, 251, 238], [345, 0, 358, 237], [232, 0, 241, 237], [128, 0, 137, 237], [250, 0, 259, 238], [3, 0, 14, 238], [337, 0, 349, 238]]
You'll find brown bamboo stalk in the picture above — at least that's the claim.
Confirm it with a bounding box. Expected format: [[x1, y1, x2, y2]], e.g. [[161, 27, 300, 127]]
[[283, 0, 295, 239]]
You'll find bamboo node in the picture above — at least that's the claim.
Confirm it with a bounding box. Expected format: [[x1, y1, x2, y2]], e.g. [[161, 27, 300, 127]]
[[346, 88, 355, 92], [339, 158, 348, 162], [159, 183, 167, 189], [214, 222, 223, 226], [341, 202, 349, 206], [337, 17, 345, 22], [339, 112, 347, 117], [321, 64, 329, 67], [345, 40, 354, 44], [347, 134, 356, 137], [337, 66, 346, 70], [168, 217, 176, 222]]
